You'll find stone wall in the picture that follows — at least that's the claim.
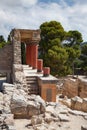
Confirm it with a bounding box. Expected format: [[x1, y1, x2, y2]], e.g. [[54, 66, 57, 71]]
[[78, 79, 87, 98], [0, 43, 12, 73], [62, 77, 87, 98], [11, 29, 21, 64], [62, 78, 78, 98]]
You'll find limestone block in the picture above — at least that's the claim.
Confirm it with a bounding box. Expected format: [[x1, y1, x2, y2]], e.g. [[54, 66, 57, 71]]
[[81, 125, 87, 130], [3, 83, 15, 95], [58, 114, 70, 122], [71, 96, 82, 111], [35, 95, 46, 113], [27, 101, 40, 117], [10, 93, 27, 118], [82, 98, 87, 112], [31, 116, 43, 125], [44, 112, 54, 123], [62, 78, 78, 98]]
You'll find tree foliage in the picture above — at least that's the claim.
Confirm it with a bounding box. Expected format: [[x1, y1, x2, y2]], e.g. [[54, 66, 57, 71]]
[[80, 44, 87, 75], [39, 21, 83, 76], [64, 30, 83, 47], [0, 35, 6, 48]]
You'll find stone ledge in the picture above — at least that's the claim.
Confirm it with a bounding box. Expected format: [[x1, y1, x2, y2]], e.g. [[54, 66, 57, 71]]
[[38, 75, 58, 84]]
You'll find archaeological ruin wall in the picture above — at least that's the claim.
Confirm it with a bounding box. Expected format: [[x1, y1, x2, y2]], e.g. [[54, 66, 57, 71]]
[[0, 43, 13, 82], [0, 43, 12, 72]]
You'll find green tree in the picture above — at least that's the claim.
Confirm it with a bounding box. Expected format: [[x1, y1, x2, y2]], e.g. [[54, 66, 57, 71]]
[[64, 30, 83, 47], [80, 44, 87, 75], [0, 35, 6, 48], [47, 46, 68, 76], [39, 21, 83, 76], [39, 21, 68, 76], [65, 46, 81, 75]]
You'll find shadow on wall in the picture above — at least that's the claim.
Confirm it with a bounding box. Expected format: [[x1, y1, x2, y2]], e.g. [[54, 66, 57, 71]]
[[0, 74, 6, 92]]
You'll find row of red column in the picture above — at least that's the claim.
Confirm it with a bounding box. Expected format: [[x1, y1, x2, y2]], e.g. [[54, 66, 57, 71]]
[[26, 44, 50, 76], [26, 44, 38, 69]]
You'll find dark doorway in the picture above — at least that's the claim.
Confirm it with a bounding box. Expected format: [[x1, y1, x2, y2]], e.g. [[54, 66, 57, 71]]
[[21, 42, 26, 64]]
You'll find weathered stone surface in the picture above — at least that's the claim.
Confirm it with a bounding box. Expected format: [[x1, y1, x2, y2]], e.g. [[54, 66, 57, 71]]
[[27, 101, 40, 117], [10, 93, 27, 118], [31, 116, 43, 125], [78, 78, 87, 98], [0, 92, 3, 100], [10, 93, 46, 118], [62, 77, 87, 98], [71, 96, 83, 111], [3, 83, 15, 95], [46, 105, 55, 114], [62, 78, 78, 98], [68, 109, 87, 116], [58, 114, 70, 122], [84, 116, 87, 120], [35, 95, 46, 114], [59, 97, 71, 108], [82, 98, 87, 112], [0, 43, 12, 72], [0, 114, 15, 130], [44, 112, 54, 123], [0, 92, 4, 114], [34, 123, 48, 130], [81, 125, 87, 130]]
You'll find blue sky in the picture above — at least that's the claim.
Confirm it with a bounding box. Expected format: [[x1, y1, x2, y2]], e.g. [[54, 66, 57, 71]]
[[0, 0, 87, 41]]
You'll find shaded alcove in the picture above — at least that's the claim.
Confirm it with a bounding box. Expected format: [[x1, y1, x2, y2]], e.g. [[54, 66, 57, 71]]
[[21, 42, 26, 65]]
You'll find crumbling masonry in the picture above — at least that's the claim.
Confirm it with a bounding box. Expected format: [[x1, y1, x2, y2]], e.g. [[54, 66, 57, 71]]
[[0, 29, 58, 102]]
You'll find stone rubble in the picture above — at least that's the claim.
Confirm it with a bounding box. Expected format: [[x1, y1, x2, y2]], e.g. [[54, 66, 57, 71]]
[[0, 81, 87, 130]]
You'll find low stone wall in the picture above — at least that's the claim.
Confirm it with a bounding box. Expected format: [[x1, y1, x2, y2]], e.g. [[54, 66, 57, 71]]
[[78, 79, 87, 98], [0, 44, 12, 72], [62, 78, 78, 98], [62, 77, 87, 98], [71, 96, 87, 112]]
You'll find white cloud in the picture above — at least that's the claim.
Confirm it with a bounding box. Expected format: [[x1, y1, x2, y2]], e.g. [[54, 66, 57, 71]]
[[0, 0, 87, 41], [21, 0, 38, 7]]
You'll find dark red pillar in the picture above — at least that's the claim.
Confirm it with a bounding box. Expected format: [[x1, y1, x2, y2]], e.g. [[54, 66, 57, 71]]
[[32, 44, 38, 69], [28, 45, 32, 66], [37, 59, 43, 72], [43, 67, 50, 77], [26, 44, 38, 69], [26, 45, 31, 66], [30, 45, 33, 67], [26, 45, 29, 65]]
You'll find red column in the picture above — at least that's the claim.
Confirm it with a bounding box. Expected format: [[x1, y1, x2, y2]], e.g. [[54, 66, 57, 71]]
[[26, 45, 29, 65], [43, 67, 50, 77], [28, 45, 31, 66], [37, 59, 43, 72], [26, 45, 31, 66], [31, 44, 38, 69], [31, 45, 33, 67]]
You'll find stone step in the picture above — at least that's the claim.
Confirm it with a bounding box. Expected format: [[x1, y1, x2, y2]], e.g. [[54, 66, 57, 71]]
[[26, 80, 37, 84], [27, 84, 38, 88], [28, 88, 39, 94], [26, 78, 37, 81]]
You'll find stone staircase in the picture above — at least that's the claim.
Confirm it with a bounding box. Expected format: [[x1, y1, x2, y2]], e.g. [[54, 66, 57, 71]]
[[26, 76, 39, 95], [23, 65, 39, 95]]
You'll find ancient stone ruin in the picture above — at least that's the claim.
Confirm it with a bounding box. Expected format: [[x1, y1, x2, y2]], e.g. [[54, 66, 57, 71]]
[[0, 29, 87, 130], [0, 29, 58, 102]]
